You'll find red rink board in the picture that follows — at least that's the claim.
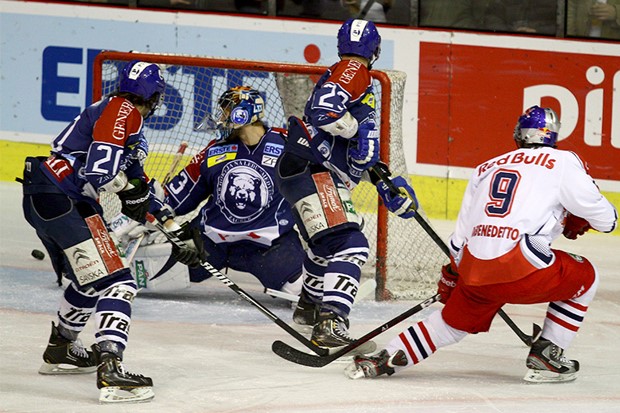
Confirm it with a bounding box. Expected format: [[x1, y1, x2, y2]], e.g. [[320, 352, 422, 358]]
[[417, 42, 620, 181]]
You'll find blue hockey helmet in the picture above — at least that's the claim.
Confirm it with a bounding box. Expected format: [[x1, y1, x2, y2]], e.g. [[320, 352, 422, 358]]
[[119, 60, 165, 102], [513, 106, 561, 147], [216, 86, 265, 141], [337, 19, 381, 67]]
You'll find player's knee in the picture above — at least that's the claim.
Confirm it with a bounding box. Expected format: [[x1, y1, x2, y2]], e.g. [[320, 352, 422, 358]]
[[100, 281, 137, 303], [314, 227, 369, 263]]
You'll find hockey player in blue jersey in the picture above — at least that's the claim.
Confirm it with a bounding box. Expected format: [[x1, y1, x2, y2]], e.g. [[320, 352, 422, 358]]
[[143, 86, 307, 295], [275, 19, 419, 349], [20, 60, 164, 403]]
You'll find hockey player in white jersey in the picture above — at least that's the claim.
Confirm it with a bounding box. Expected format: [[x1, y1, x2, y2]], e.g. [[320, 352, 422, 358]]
[[345, 105, 617, 383]]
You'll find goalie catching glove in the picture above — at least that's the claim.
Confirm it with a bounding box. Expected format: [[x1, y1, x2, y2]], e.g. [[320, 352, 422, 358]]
[[117, 179, 150, 223], [348, 123, 379, 170], [170, 222, 205, 268], [376, 176, 418, 219], [437, 263, 459, 304], [563, 213, 591, 240]]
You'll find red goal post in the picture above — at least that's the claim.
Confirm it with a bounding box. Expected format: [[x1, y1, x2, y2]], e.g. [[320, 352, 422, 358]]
[[93, 50, 447, 300]]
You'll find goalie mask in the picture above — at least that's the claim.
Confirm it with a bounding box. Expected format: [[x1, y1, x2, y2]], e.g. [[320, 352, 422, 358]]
[[513, 105, 561, 148], [215, 86, 265, 141], [337, 18, 381, 68], [119, 60, 166, 118]]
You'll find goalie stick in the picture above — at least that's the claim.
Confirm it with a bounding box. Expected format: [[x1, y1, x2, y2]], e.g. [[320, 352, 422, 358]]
[[144, 213, 331, 357], [372, 165, 542, 346], [272, 293, 442, 367], [162, 141, 188, 185]]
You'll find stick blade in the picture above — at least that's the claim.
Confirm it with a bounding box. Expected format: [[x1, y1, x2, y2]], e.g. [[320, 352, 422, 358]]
[[272, 340, 333, 368]]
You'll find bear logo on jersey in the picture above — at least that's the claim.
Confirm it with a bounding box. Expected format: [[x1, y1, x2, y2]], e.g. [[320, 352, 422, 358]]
[[217, 160, 274, 224]]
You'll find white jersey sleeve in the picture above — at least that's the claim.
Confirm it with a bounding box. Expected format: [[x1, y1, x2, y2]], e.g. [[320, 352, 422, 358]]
[[559, 152, 617, 233]]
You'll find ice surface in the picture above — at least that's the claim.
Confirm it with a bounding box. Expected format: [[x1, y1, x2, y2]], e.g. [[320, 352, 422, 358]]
[[1, 182, 619, 412]]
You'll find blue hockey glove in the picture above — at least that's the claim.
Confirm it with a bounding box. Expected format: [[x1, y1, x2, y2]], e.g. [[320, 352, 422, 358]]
[[376, 176, 418, 219], [349, 123, 379, 170]]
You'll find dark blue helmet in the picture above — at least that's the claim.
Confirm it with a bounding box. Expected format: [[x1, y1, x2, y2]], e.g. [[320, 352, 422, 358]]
[[337, 19, 381, 66], [216, 86, 265, 141], [513, 106, 561, 147], [119, 60, 165, 102]]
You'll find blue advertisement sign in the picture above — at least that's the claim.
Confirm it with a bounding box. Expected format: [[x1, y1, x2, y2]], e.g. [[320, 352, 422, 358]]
[[0, 5, 393, 142]]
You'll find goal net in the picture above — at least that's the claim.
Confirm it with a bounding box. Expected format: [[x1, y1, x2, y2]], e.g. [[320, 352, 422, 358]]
[[93, 51, 448, 300]]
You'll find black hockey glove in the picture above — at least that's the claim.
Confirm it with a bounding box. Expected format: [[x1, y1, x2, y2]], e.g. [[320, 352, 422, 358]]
[[171, 222, 205, 268], [117, 179, 150, 223]]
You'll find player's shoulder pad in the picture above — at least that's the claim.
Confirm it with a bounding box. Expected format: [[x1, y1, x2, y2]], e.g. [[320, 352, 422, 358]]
[[94, 96, 143, 144], [565, 150, 589, 173], [327, 59, 372, 99], [268, 127, 288, 140]]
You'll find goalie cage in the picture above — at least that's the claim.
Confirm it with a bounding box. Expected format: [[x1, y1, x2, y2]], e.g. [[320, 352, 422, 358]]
[[93, 50, 448, 301]]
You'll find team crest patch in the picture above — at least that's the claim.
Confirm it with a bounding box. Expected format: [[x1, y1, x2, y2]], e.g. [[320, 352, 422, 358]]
[[567, 253, 584, 263], [216, 159, 274, 224], [317, 141, 331, 160]]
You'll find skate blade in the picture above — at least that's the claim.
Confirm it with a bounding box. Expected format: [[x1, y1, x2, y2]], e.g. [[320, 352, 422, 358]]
[[523, 368, 577, 383], [99, 386, 155, 403], [343, 363, 366, 379], [38, 363, 97, 375]]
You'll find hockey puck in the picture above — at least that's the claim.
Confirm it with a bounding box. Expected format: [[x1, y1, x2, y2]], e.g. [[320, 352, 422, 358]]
[[31, 249, 45, 260]]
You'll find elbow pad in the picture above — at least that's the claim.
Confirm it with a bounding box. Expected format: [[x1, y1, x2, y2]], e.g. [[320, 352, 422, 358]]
[[99, 171, 129, 193], [319, 111, 358, 139]]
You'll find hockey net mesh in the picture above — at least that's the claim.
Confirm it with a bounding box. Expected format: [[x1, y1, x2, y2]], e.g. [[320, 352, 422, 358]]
[[94, 51, 447, 300]]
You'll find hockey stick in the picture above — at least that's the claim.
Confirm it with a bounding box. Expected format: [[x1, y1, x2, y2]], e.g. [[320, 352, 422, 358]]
[[272, 293, 441, 367], [144, 213, 330, 356], [162, 141, 188, 185], [371, 165, 542, 346]]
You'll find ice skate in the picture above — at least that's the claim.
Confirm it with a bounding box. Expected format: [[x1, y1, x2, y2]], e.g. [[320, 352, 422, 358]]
[[93, 344, 154, 403], [38, 322, 97, 375], [311, 313, 376, 356], [524, 338, 579, 383], [292, 291, 319, 332], [344, 349, 408, 379]]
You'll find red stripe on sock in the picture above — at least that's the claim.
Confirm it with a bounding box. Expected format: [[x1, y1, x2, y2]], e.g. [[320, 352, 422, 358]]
[[564, 300, 588, 312], [418, 321, 436, 353], [399, 332, 419, 364], [547, 312, 579, 332]]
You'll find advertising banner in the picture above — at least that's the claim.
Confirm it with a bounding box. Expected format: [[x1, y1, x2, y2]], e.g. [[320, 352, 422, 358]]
[[418, 42, 620, 182]]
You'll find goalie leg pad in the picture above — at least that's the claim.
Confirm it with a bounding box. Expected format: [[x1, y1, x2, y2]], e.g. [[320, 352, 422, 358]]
[[131, 243, 191, 291]]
